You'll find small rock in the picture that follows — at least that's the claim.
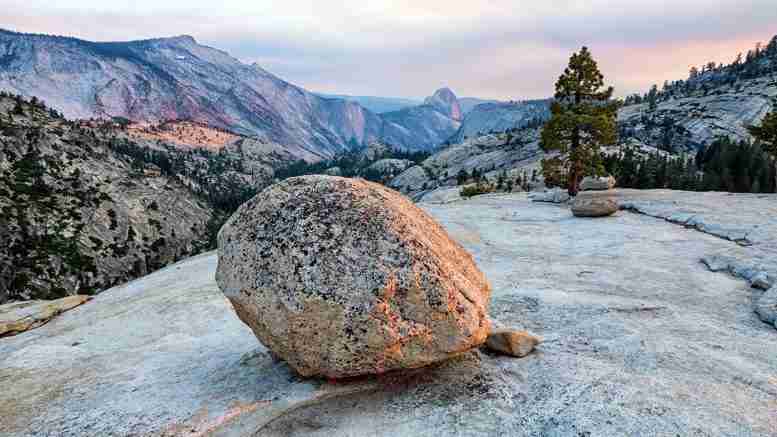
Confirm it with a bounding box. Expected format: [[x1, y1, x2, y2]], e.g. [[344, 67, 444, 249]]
[[216, 176, 492, 378], [529, 187, 570, 203], [755, 286, 777, 327], [571, 190, 618, 217], [579, 176, 615, 191], [750, 272, 771, 290], [485, 329, 541, 358]]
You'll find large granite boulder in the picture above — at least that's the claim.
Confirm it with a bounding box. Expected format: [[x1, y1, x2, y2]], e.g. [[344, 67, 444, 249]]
[[571, 190, 619, 217], [216, 175, 492, 378]]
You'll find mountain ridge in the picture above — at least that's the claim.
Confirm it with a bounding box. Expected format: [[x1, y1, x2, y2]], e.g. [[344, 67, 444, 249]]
[[0, 29, 465, 158]]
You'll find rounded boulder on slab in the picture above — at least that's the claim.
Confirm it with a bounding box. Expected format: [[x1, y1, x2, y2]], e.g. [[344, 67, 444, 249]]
[[216, 175, 492, 378], [571, 190, 619, 217]]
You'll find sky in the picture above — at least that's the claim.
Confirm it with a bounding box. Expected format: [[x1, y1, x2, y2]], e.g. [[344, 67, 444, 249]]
[[2, 0, 776, 100]]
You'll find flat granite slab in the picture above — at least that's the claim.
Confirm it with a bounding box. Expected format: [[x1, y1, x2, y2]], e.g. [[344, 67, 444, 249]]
[[2, 193, 776, 436], [618, 189, 777, 290]]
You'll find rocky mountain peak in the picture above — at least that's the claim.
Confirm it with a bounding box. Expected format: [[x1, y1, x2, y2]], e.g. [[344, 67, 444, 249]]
[[0, 31, 464, 157], [424, 87, 463, 121], [156, 34, 197, 45]]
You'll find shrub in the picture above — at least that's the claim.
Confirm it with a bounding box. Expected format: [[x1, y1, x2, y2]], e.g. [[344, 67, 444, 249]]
[[460, 182, 495, 198]]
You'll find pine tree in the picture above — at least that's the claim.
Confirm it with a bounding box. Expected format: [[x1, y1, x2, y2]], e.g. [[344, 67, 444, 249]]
[[748, 110, 777, 159], [12, 98, 25, 116], [540, 46, 618, 195], [456, 169, 469, 185]]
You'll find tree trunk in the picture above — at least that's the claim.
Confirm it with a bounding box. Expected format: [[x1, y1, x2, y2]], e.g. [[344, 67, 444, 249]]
[[567, 166, 579, 196], [568, 126, 580, 196]]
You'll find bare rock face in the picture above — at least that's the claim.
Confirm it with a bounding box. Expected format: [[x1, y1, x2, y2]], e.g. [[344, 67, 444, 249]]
[[485, 329, 541, 358], [216, 175, 491, 378], [423, 87, 463, 121], [571, 190, 619, 217], [389, 165, 433, 194]]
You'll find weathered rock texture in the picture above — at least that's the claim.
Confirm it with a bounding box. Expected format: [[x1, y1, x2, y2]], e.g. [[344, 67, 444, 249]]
[[0, 295, 89, 336], [388, 165, 431, 194], [3, 192, 777, 436], [450, 100, 551, 144], [755, 286, 777, 326], [0, 95, 216, 303], [618, 190, 777, 286], [618, 76, 776, 151], [216, 176, 491, 378], [389, 129, 544, 197], [571, 190, 619, 217], [618, 189, 777, 329]]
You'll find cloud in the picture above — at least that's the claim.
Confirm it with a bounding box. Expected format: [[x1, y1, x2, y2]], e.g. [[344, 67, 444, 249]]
[[2, 0, 776, 99]]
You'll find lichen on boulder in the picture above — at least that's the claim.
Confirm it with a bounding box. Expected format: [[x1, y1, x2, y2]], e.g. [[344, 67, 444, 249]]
[[216, 175, 492, 378]]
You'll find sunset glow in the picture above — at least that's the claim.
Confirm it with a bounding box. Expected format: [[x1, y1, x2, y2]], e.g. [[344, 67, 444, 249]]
[[3, 0, 776, 99]]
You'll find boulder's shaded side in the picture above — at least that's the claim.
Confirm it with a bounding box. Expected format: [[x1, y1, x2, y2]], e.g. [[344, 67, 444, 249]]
[[755, 286, 777, 327], [572, 190, 619, 217], [216, 175, 491, 378], [485, 329, 541, 358]]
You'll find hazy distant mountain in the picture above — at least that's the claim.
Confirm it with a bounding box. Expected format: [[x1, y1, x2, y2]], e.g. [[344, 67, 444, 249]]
[[318, 93, 500, 116], [380, 88, 463, 150], [450, 100, 551, 143], [423, 87, 463, 121], [458, 97, 501, 114], [316, 93, 421, 113], [0, 29, 466, 158]]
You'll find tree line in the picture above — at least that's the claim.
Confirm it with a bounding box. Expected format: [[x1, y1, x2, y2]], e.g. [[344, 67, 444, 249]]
[[539, 44, 777, 196], [624, 35, 777, 106], [274, 147, 430, 181], [603, 138, 776, 193]]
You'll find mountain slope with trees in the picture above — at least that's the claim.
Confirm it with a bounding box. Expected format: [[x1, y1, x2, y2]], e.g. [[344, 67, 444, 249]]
[[619, 36, 777, 152], [0, 29, 467, 158], [0, 93, 217, 303]]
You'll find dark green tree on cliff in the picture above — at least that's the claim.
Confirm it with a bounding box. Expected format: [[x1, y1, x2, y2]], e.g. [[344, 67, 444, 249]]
[[749, 109, 777, 192], [748, 110, 777, 159], [540, 47, 618, 195]]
